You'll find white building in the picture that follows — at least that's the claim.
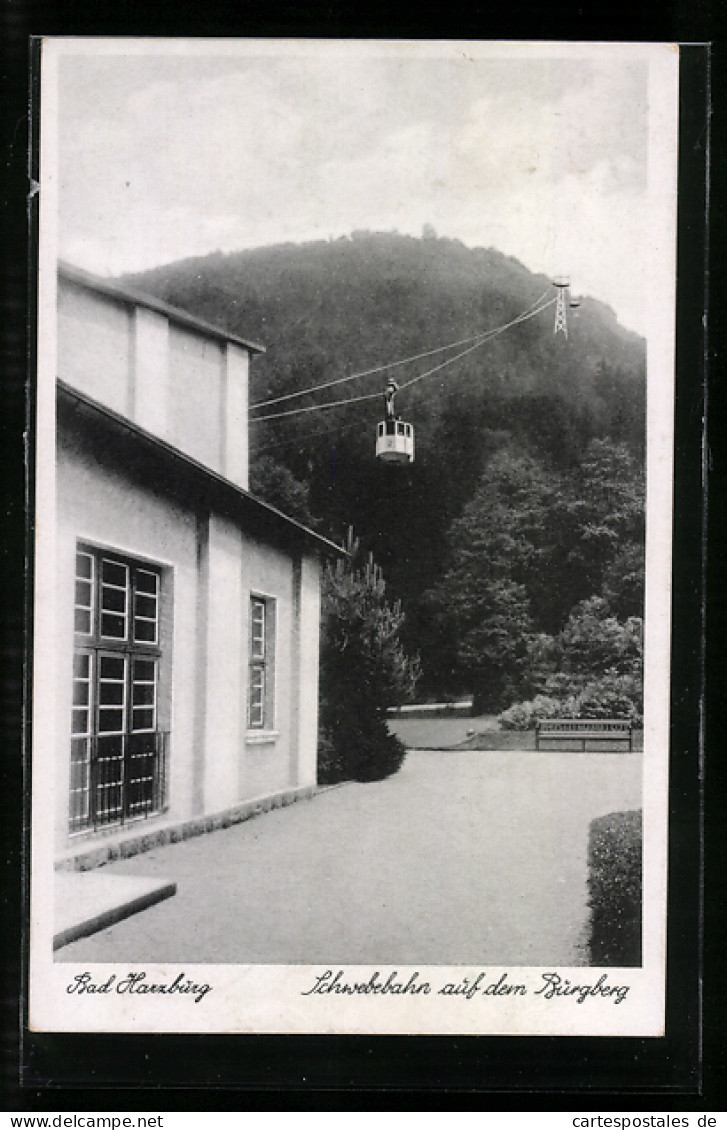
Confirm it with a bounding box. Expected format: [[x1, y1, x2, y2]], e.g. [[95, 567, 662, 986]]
[[54, 262, 342, 868]]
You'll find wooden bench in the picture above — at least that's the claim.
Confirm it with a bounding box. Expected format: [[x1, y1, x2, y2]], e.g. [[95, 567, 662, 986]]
[[535, 718, 633, 752]]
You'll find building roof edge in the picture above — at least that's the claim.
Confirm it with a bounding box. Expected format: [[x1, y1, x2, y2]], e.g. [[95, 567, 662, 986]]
[[57, 379, 346, 558], [58, 261, 266, 356]]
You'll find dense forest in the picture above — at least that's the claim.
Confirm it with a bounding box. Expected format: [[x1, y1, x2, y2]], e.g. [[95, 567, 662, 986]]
[[124, 231, 646, 714]]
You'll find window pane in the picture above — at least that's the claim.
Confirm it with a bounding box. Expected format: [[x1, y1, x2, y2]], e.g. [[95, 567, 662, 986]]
[[71, 735, 90, 763], [135, 570, 158, 596], [73, 653, 90, 679], [101, 612, 126, 638], [99, 655, 125, 680], [69, 758, 89, 791], [102, 560, 127, 587], [133, 659, 155, 682], [102, 586, 126, 613], [75, 579, 92, 607], [71, 708, 89, 735], [74, 608, 91, 634], [132, 707, 155, 732], [134, 594, 157, 620], [98, 707, 124, 733], [99, 680, 124, 706], [75, 552, 93, 580], [133, 682, 155, 706], [73, 680, 90, 706], [134, 619, 156, 643]]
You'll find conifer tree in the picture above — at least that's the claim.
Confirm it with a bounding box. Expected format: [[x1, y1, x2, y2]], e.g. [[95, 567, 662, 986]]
[[318, 530, 420, 783]]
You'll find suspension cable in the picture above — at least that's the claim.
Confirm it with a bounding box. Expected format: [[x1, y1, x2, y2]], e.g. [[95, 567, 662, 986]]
[[398, 297, 555, 392], [249, 296, 555, 424], [248, 288, 551, 412]]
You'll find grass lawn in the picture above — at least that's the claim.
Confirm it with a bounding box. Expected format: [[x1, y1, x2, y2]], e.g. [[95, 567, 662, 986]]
[[389, 715, 643, 752], [387, 713, 500, 749]]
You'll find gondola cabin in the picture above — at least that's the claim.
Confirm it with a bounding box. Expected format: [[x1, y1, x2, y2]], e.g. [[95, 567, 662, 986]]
[[376, 418, 415, 464]]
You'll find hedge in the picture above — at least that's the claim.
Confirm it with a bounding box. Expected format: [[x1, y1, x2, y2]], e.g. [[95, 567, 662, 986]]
[[587, 809, 642, 966]]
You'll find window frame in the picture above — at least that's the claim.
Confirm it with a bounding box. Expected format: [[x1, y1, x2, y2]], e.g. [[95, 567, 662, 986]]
[[247, 593, 276, 733], [70, 543, 168, 834]]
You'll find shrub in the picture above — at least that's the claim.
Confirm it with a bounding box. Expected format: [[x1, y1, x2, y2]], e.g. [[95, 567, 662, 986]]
[[498, 695, 563, 731], [559, 597, 643, 679], [497, 672, 642, 730], [318, 530, 419, 785], [587, 810, 642, 966], [576, 672, 643, 723], [317, 728, 346, 785]]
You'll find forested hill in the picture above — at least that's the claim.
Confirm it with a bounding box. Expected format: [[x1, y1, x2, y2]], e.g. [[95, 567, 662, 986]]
[[123, 232, 646, 702]]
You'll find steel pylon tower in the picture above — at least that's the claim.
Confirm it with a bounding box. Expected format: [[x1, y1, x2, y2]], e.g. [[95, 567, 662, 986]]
[[553, 276, 570, 337]]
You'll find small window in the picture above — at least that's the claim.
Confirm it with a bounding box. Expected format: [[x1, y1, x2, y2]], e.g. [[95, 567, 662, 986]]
[[397, 421, 405, 435], [248, 596, 275, 729]]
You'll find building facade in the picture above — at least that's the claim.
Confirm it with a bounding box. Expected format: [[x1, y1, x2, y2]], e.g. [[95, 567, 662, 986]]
[[55, 263, 341, 865]]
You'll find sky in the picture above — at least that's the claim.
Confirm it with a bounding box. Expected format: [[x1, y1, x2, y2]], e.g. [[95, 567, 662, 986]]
[[50, 42, 672, 336]]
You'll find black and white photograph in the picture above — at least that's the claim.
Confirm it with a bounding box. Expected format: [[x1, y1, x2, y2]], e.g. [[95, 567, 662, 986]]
[[30, 38, 678, 1036]]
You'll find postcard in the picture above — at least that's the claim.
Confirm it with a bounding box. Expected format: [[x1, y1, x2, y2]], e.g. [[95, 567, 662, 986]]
[[29, 38, 679, 1037]]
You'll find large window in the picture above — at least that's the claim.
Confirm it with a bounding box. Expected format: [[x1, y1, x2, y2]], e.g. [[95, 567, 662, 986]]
[[69, 545, 168, 833], [248, 595, 275, 730]]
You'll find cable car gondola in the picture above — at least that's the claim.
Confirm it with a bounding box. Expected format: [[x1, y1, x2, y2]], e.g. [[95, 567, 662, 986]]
[[376, 379, 415, 464]]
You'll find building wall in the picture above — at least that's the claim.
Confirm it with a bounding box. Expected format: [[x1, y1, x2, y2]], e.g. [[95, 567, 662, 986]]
[[58, 282, 133, 417], [167, 326, 223, 472], [297, 554, 322, 788], [55, 425, 199, 854], [57, 275, 250, 491], [237, 533, 295, 801], [56, 420, 320, 856]]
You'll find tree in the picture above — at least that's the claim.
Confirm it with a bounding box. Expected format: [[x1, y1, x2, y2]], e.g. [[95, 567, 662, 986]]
[[318, 530, 420, 784], [459, 580, 534, 712], [600, 541, 645, 620], [557, 596, 643, 681], [420, 436, 645, 708], [248, 454, 318, 527], [498, 597, 644, 728], [422, 448, 552, 709], [554, 439, 645, 612]]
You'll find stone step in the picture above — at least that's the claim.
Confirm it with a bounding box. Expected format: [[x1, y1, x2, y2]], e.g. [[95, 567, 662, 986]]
[[54, 872, 177, 950]]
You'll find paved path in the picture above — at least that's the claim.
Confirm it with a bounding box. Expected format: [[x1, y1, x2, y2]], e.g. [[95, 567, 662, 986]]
[[56, 750, 641, 966]]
